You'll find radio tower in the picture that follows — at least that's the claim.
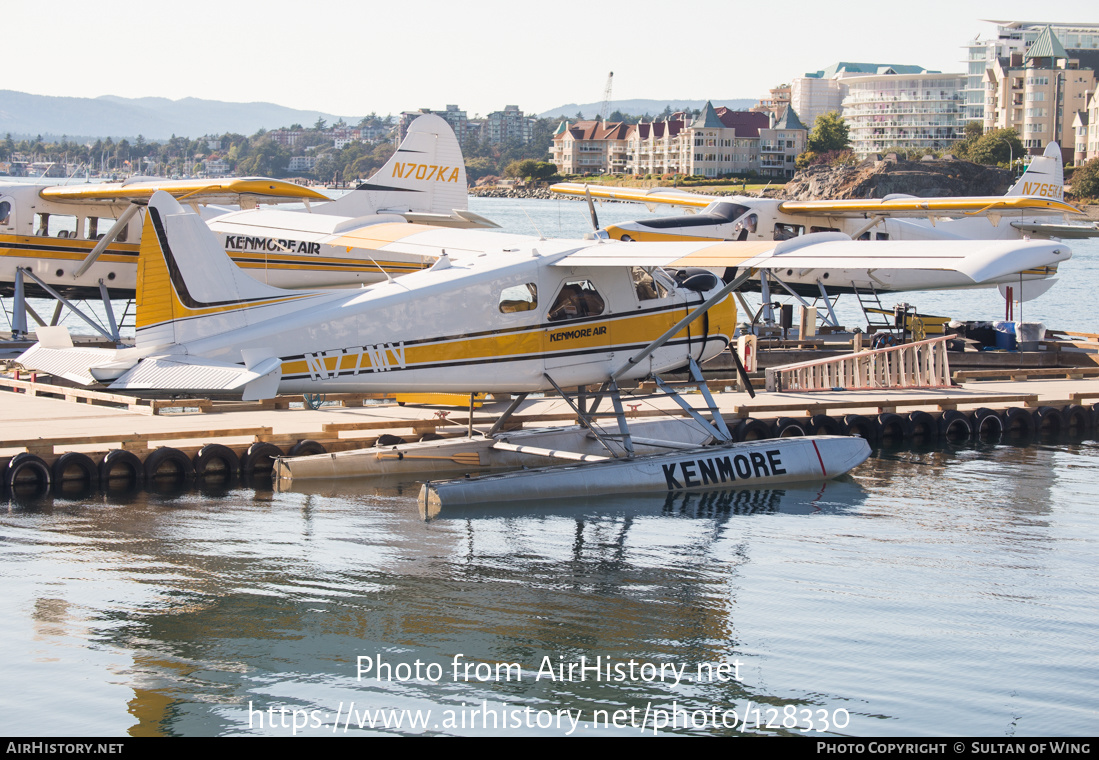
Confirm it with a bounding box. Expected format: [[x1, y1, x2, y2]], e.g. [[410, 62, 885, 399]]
[[599, 71, 614, 123]]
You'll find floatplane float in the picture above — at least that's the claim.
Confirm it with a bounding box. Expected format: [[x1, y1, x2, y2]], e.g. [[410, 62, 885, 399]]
[[14, 191, 1072, 508], [0, 114, 491, 341], [551, 143, 1093, 320]]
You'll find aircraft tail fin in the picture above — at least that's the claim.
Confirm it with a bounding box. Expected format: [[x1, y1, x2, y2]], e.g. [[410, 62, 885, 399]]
[[136, 191, 319, 348], [1006, 142, 1064, 200], [317, 114, 468, 218]]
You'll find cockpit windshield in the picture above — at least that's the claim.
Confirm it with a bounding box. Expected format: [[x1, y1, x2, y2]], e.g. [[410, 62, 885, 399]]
[[702, 201, 750, 222]]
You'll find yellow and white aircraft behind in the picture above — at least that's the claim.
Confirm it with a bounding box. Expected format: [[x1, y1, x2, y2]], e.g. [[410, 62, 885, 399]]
[[16, 191, 1071, 400], [0, 114, 491, 302], [552, 143, 1092, 299]]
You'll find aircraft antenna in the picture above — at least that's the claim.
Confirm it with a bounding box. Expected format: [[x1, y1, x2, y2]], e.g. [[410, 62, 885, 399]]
[[599, 72, 614, 122], [520, 206, 545, 240]]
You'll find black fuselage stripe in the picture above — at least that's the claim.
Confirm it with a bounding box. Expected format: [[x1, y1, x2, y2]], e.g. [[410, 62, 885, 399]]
[[1, 241, 137, 257], [282, 336, 730, 379], [274, 302, 695, 362]]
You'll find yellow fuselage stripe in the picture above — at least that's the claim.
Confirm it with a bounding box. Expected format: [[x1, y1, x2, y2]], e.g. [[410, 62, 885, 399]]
[[279, 295, 738, 377]]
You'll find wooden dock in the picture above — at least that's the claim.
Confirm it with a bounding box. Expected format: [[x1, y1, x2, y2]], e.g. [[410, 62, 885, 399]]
[[2, 373, 1097, 496]]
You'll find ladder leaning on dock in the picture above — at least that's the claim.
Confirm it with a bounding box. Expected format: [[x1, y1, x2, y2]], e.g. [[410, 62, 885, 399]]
[[765, 335, 953, 392]]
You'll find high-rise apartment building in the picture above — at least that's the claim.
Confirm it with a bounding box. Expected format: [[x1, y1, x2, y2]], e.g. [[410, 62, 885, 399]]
[[984, 27, 1099, 161]]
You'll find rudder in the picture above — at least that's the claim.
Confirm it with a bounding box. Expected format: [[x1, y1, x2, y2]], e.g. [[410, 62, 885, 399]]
[[1006, 142, 1063, 200], [136, 191, 316, 347], [318, 114, 468, 218]]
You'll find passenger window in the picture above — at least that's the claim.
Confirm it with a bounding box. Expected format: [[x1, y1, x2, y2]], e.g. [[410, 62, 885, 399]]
[[631, 267, 666, 301], [810, 226, 840, 233], [499, 283, 538, 313], [773, 223, 804, 241], [85, 216, 124, 242], [548, 279, 605, 322], [36, 212, 78, 238], [0, 200, 10, 226]]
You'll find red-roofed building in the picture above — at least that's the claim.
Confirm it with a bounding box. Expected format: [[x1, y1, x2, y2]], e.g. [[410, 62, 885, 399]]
[[551, 103, 805, 177], [551, 120, 632, 174], [626, 114, 688, 175]]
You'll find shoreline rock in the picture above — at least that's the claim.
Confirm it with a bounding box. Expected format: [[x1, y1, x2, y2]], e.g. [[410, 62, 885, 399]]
[[781, 159, 1014, 200], [469, 186, 556, 199]]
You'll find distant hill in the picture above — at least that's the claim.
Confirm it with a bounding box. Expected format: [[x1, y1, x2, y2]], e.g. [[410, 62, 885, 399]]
[[0, 90, 354, 141], [540, 98, 757, 120]]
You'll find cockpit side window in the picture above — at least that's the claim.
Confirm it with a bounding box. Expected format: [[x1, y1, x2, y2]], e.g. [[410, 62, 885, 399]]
[[0, 200, 10, 226], [773, 223, 804, 241], [499, 283, 538, 313], [631, 267, 667, 301], [548, 279, 606, 322]]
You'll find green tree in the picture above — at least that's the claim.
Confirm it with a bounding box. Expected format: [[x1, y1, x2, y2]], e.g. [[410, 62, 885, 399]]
[[807, 111, 849, 153], [950, 120, 984, 159], [465, 156, 497, 181], [963, 128, 1023, 167], [1069, 157, 1099, 199]]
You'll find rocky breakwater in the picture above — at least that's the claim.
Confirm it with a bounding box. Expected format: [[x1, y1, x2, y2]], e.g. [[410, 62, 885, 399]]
[[781, 157, 1014, 201], [469, 185, 556, 199]]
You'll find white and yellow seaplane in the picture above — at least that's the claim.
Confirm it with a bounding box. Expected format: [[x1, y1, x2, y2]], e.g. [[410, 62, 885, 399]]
[[551, 143, 1093, 309], [15, 191, 1072, 507], [0, 114, 490, 340]]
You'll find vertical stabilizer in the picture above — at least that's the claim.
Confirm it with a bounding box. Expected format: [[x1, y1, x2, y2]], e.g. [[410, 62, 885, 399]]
[[317, 114, 468, 218], [1006, 142, 1063, 200], [136, 191, 318, 347]]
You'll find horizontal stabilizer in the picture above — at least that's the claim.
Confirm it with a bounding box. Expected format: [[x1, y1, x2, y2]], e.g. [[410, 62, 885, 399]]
[[394, 209, 501, 229], [108, 355, 278, 396], [1009, 221, 1099, 239], [17, 343, 120, 386]]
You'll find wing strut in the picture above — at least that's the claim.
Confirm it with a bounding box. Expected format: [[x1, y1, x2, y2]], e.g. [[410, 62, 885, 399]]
[[610, 268, 754, 380], [73, 203, 142, 278], [849, 214, 885, 240]]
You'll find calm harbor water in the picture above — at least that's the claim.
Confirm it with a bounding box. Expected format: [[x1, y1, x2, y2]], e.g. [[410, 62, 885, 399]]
[[1, 197, 1097, 737]]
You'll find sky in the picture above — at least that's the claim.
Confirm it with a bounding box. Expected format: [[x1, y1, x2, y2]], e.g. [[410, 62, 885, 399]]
[[8, 0, 1098, 119]]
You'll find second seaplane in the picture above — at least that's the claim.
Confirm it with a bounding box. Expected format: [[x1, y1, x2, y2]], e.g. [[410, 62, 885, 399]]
[[16, 191, 1073, 507]]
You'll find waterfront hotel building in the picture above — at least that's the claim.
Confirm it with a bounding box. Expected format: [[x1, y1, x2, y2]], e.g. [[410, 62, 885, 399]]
[[551, 102, 807, 179]]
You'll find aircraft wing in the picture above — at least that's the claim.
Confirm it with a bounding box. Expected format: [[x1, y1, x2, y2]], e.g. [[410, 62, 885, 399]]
[[550, 182, 714, 208], [39, 177, 330, 206], [556, 234, 1071, 285], [777, 196, 1083, 218]]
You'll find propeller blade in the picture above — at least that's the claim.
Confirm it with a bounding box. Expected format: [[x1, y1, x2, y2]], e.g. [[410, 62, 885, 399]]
[[585, 187, 599, 231]]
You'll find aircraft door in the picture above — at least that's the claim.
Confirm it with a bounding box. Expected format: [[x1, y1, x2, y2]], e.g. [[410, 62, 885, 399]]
[[543, 276, 612, 376]]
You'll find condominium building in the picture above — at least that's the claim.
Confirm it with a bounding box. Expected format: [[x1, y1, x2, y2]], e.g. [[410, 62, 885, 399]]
[[758, 107, 808, 178], [481, 105, 535, 145], [790, 63, 932, 127], [842, 72, 966, 157], [551, 102, 804, 177], [751, 84, 791, 120], [625, 115, 689, 175], [965, 20, 1099, 122], [551, 120, 632, 175], [399, 105, 469, 143], [682, 104, 772, 178], [985, 26, 1099, 161]]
